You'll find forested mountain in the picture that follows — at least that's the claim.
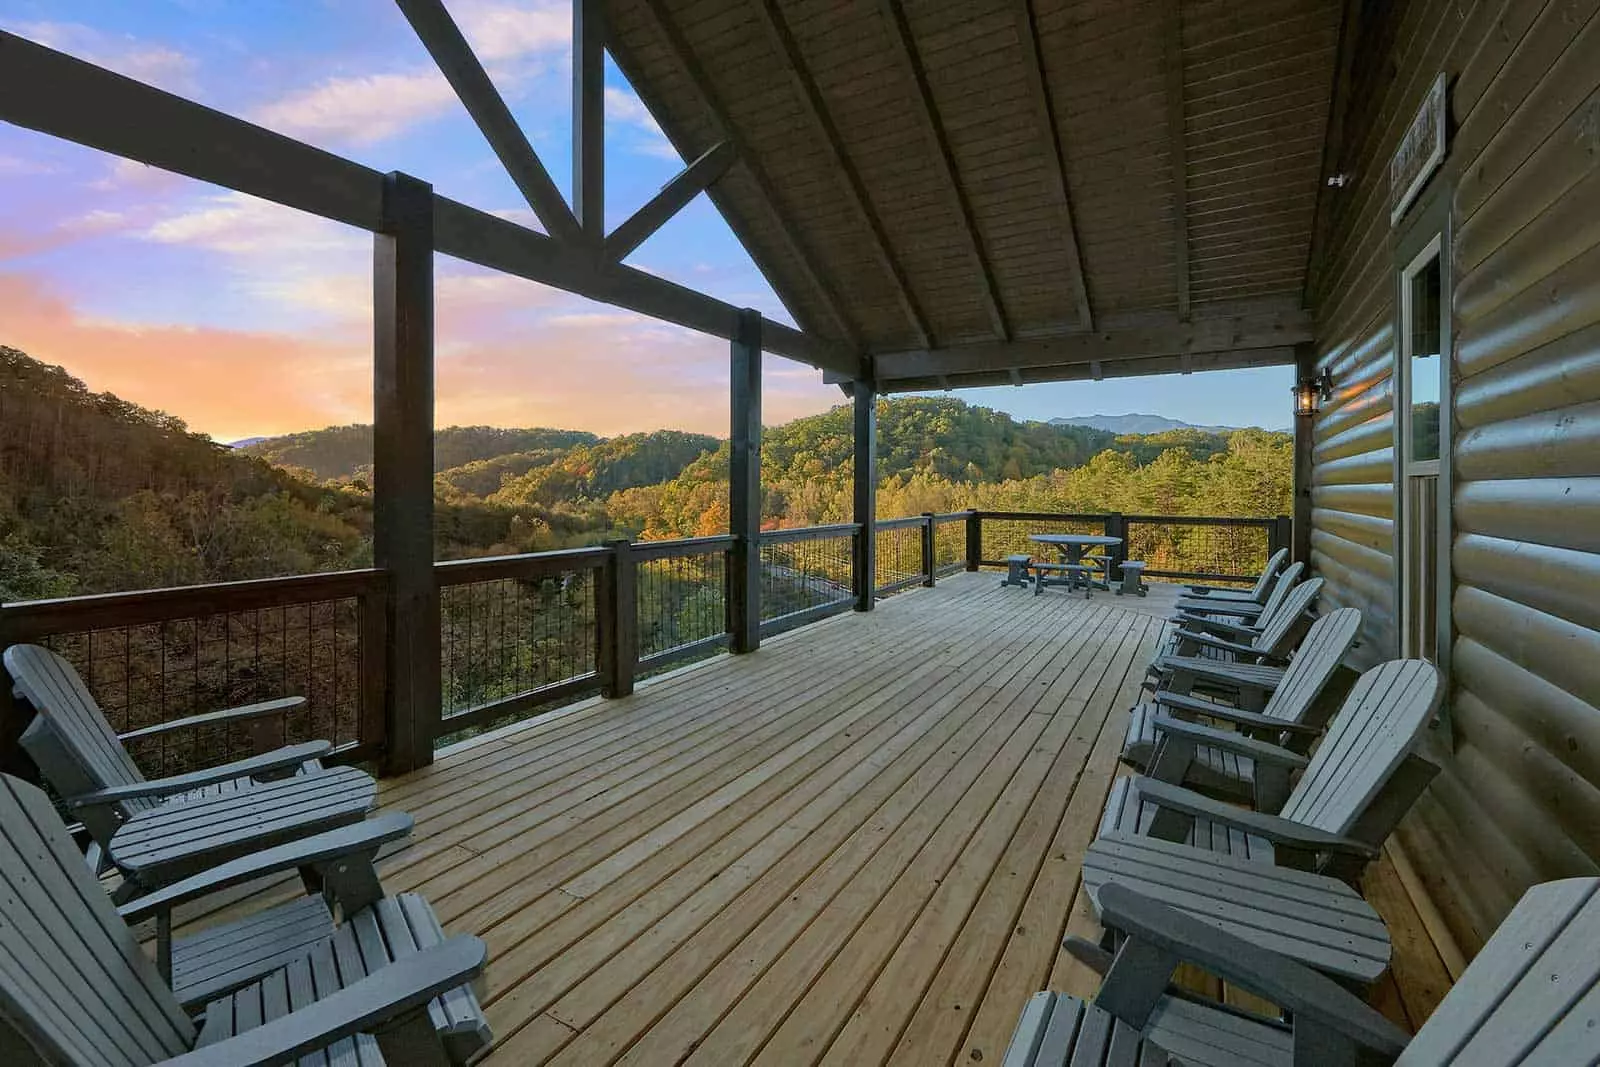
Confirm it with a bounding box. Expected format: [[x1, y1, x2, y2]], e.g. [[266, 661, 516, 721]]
[[1049, 413, 1242, 435], [243, 424, 601, 481], [0, 346, 1292, 599]]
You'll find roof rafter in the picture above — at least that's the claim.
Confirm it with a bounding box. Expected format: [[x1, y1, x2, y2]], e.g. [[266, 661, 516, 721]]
[[631, 0, 864, 353], [1012, 0, 1094, 332], [874, 306, 1313, 381], [876, 0, 1009, 341], [605, 141, 736, 263], [394, 0, 581, 244], [572, 0, 605, 239], [1162, 0, 1192, 320], [750, 0, 934, 349]]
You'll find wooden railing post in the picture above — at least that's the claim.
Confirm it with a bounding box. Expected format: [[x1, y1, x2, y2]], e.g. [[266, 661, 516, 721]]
[[852, 380, 877, 612], [1270, 515, 1293, 560], [965, 509, 981, 570], [356, 580, 389, 756], [1104, 512, 1129, 572], [921, 513, 937, 586], [729, 309, 762, 652], [598, 538, 636, 697], [373, 171, 438, 775]]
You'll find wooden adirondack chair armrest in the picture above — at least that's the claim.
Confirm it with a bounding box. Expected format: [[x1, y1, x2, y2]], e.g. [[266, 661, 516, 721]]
[[118, 813, 414, 924], [1175, 615, 1259, 641], [1152, 694, 1321, 738], [155, 936, 487, 1067], [1093, 884, 1410, 1057], [1149, 716, 1308, 769], [1161, 658, 1278, 691], [1173, 629, 1260, 658], [64, 740, 332, 811], [118, 696, 305, 742], [1130, 777, 1379, 858]]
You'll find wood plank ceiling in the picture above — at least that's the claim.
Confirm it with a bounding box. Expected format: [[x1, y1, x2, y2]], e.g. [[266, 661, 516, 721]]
[[604, 0, 1343, 388]]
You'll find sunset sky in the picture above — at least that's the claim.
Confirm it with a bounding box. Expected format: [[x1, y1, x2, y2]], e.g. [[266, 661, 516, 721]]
[[0, 0, 1290, 443]]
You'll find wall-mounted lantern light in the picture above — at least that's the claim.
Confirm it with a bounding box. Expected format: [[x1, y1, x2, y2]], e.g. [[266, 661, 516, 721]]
[[1293, 368, 1334, 416]]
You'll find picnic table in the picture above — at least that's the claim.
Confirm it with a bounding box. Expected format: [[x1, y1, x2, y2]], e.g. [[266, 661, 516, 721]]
[[1028, 533, 1122, 592]]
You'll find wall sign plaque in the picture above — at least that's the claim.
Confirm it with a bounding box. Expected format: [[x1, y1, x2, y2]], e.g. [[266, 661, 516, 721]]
[[1391, 73, 1448, 226]]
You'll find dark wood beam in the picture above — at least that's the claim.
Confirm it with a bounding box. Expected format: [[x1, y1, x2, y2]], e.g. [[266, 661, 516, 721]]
[[881, 345, 1298, 392], [604, 141, 735, 263], [1013, 0, 1094, 331], [1305, 0, 1364, 304], [877, 0, 1009, 341], [1162, 0, 1192, 320], [1292, 344, 1316, 565], [628, 0, 863, 350], [394, 0, 581, 244], [373, 172, 439, 773], [573, 0, 605, 239], [729, 310, 763, 652], [852, 380, 877, 613], [0, 33, 854, 374], [874, 306, 1313, 379], [751, 0, 934, 349]]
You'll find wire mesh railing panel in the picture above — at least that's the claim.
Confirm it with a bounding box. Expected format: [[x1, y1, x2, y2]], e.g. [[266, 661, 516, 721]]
[[1, 573, 381, 778], [439, 567, 599, 719], [979, 515, 1103, 565], [933, 515, 966, 575], [874, 521, 923, 596], [636, 549, 729, 663], [760, 530, 853, 623], [1123, 517, 1274, 585]]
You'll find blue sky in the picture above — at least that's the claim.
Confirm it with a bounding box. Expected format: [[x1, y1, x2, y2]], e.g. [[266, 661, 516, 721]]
[[0, 1, 1291, 441]]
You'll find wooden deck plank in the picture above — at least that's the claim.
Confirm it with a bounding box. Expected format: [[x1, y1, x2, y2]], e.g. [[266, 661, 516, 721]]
[[167, 573, 1452, 1063]]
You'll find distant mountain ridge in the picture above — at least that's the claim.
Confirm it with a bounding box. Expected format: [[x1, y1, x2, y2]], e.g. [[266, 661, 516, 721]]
[[1048, 413, 1242, 435]]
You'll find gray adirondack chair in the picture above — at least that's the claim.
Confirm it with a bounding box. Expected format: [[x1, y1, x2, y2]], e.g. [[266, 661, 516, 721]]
[[117, 813, 493, 1065], [1006, 877, 1600, 1066], [5, 643, 377, 896], [1173, 558, 1301, 624], [1120, 607, 1362, 809], [0, 774, 486, 1067], [1144, 579, 1324, 713], [1182, 547, 1286, 602], [1103, 659, 1442, 876]]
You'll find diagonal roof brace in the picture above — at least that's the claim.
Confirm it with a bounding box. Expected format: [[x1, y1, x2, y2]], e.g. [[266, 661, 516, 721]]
[[604, 142, 736, 263], [395, 0, 582, 245]]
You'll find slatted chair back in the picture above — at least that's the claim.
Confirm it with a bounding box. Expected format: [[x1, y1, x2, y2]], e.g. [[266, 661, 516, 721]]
[[1246, 547, 1288, 602], [1400, 876, 1600, 1064], [4, 644, 159, 833], [1250, 561, 1305, 632], [0, 774, 196, 1065], [1250, 576, 1322, 656], [1280, 660, 1441, 837], [1258, 607, 1362, 725]]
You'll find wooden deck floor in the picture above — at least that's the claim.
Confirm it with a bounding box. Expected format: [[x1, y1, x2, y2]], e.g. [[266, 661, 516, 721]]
[[185, 572, 1452, 1064]]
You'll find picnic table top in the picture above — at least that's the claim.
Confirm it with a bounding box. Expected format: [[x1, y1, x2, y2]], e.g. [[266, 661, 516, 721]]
[[1028, 533, 1123, 547]]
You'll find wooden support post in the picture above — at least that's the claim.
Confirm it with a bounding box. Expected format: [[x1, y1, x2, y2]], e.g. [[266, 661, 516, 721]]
[[853, 380, 877, 611], [373, 171, 438, 775], [1273, 515, 1295, 562], [729, 309, 762, 652], [572, 0, 605, 240], [1293, 343, 1316, 566], [965, 509, 981, 571], [1104, 512, 1129, 572], [598, 538, 636, 696], [921, 513, 936, 587]]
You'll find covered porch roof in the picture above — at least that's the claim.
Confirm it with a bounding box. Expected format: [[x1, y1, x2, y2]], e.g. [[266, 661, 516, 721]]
[[604, 0, 1338, 389]]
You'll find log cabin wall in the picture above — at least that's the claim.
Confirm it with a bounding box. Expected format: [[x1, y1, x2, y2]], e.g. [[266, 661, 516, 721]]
[[1308, 0, 1600, 959]]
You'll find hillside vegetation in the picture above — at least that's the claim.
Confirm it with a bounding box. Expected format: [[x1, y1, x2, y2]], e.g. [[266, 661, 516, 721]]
[[0, 347, 1291, 600]]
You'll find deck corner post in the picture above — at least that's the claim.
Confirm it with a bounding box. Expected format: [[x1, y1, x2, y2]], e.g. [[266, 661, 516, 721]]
[[921, 513, 936, 587], [1292, 343, 1316, 566], [729, 309, 762, 652], [852, 379, 877, 611], [965, 509, 981, 570], [598, 538, 636, 697], [373, 169, 438, 775]]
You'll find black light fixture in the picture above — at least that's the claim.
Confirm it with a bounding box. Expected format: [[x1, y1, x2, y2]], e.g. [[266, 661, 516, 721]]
[[1293, 368, 1334, 416]]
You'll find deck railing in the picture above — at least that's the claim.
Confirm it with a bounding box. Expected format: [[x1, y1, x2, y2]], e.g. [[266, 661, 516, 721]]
[[0, 509, 1286, 771]]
